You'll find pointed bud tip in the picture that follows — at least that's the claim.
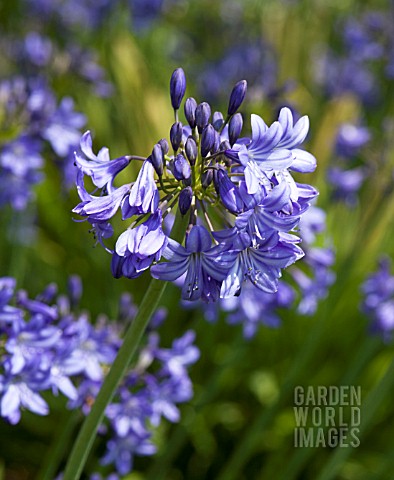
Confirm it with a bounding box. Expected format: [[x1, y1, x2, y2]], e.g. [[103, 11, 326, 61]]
[[170, 68, 187, 110], [228, 80, 247, 116]]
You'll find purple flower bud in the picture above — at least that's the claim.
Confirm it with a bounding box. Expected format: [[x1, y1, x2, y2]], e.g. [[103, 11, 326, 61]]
[[228, 113, 243, 146], [213, 111, 224, 131], [158, 138, 169, 155], [213, 167, 244, 214], [184, 97, 197, 129], [111, 252, 124, 279], [195, 102, 211, 133], [151, 144, 164, 176], [202, 169, 213, 188], [170, 68, 186, 110], [185, 136, 197, 165], [37, 283, 58, 303], [179, 186, 193, 215], [201, 124, 215, 157], [212, 130, 220, 153], [170, 122, 183, 151], [228, 80, 247, 116], [173, 154, 191, 182]]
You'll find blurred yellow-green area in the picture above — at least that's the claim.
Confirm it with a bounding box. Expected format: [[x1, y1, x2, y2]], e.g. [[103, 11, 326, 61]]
[[1, 0, 394, 479]]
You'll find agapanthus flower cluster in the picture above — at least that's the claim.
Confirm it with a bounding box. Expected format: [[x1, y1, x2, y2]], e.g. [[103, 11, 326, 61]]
[[0, 275, 199, 476], [0, 77, 85, 210], [314, 10, 394, 105], [361, 257, 394, 341], [327, 122, 370, 205], [73, 68, 318, 304], [0, 275, 117, 424]]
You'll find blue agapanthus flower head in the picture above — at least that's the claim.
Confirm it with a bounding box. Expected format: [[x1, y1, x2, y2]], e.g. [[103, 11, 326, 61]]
[[73, 68, 318, 302], [0, 275, 199, 477]]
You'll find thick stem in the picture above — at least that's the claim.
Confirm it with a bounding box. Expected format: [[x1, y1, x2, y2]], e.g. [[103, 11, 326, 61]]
[[62, 211, 188, 480]]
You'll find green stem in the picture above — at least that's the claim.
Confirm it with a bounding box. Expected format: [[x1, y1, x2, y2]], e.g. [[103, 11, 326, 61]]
[[62, 211, 188, 480]]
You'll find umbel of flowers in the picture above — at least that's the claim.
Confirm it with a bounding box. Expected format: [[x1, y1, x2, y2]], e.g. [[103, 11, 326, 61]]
[[73, 68, 317, 302], [0, 276, 198, 477]]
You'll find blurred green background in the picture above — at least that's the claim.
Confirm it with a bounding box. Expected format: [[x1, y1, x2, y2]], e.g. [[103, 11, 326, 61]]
[[1, 0, 394, 479]]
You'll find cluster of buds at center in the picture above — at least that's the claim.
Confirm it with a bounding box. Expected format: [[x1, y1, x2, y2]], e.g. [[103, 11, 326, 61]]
[[149, 68, 248, 223]]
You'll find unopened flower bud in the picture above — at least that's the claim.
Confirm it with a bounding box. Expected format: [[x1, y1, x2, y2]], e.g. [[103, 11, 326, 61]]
[[227, 80, 247, 116], [214, 167, 243, 214], [173, 153, 191, 182], [170, 68, 186, 110], [195, 102, 211, 133], [212, 111, 224, 131], [228, 113, 243, 146], [179, 186, 193, 215], [158, 138, 169, 155], [111, 253, 124, 279], [201, 124, 215, 157], [170, 122, 183, 151], [212, 130, 220, 153], [185, 136, 197, 165], [151, 144, 164, 176], [202, 169, 213, 188], [39, 283, 58, 303], [184, 97, 197, 128]]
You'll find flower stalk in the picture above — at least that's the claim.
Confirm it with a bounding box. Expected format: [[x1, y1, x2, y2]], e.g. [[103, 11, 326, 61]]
[[62, 210, 188, 480]]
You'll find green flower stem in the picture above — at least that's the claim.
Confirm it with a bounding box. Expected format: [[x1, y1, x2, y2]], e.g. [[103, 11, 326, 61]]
[[62, 210, 188, 480]]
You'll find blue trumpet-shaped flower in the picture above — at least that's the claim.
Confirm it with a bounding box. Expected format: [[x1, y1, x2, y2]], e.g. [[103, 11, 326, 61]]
[[75, 131, 131, 188], [126, 159, 159, 216], [151, 226, 237, 302], [236, 108, 316, 194], [73, 170, 130, 223], [220, 232, 304, 297], [114, 210, 168, 279]]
